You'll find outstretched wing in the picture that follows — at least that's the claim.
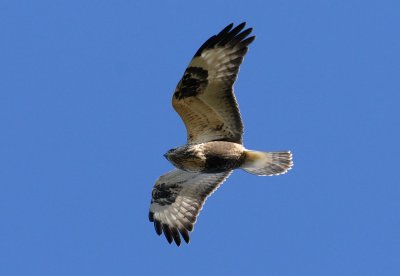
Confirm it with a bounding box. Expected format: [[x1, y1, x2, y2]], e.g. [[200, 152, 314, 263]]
[[149, 169, 232, 246], [172, 22, 255, 144]]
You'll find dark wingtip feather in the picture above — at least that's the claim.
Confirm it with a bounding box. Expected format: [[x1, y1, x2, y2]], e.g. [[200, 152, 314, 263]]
[[154, 220, 162, 235], [162, 224, 173, 244], [179, 228, 190, 244], [194, 22, 254, 57], [218, 23, 234, 36], [219, 22, 247, 46], [186, 223, 194, 232], [242, 36, 256, 46], [171, 227, 182, 246], [149, 211, 154, 222], [232, 22, 247, 32], [230, 28, 253, 46]]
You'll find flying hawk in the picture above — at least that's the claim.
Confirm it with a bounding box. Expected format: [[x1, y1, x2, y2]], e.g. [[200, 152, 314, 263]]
[[149, 22, 293, 246]]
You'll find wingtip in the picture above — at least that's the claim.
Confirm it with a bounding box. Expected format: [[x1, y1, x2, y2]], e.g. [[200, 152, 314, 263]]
[[237, 22, 246, 29], [148, 211, 154, 222], [194, 22, 254, 57], [219, 23, 234, 35], [171, 227, 182, 246], [243, 35, 256, 46], [162, 224, 174, 244], [180, 229, 190, 244], [154, 220, 163, 235]]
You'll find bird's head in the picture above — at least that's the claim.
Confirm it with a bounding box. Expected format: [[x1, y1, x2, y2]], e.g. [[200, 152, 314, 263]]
[[164, 146, 188, 166], [163, 148, 177, 161]]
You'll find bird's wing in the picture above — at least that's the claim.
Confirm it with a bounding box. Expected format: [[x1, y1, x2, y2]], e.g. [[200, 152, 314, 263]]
[[172, 22, 255, 144], [149, 169, 232, 246]]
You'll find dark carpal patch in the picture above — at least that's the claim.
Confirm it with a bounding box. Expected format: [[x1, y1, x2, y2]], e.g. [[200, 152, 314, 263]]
[[151, 183, 181, 206], [214, 123, 224, 131], [174, 67, 208, 100]]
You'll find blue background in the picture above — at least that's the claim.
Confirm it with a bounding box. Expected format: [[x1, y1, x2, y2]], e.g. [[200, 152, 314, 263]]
[[1, 0, 399, 275]]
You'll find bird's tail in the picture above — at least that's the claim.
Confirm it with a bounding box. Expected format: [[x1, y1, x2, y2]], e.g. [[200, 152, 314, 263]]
[[241, 150, 293, 176]]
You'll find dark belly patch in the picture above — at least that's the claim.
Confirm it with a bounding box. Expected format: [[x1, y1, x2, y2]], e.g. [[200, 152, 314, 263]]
[[203, 153, 244, 173]]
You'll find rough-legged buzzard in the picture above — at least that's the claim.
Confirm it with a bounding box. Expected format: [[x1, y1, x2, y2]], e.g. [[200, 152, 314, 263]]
[[149, 22, 293, 246]]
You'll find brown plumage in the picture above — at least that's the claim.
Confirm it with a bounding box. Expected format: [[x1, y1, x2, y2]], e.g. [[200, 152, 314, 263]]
[[149, 23, 293, 246], [165, 142, 245, 173], [172, 22, 253, 144]]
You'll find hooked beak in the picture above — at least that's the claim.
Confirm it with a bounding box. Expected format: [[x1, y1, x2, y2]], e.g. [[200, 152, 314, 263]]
[[163, 153, 168, 159]]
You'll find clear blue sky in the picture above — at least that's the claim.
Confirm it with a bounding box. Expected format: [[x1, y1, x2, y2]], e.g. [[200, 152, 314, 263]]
[[1, 0, 399, 275]]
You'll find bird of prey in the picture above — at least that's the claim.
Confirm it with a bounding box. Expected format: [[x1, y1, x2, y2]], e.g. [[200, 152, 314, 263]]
[[149, 22, 293, 246]]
